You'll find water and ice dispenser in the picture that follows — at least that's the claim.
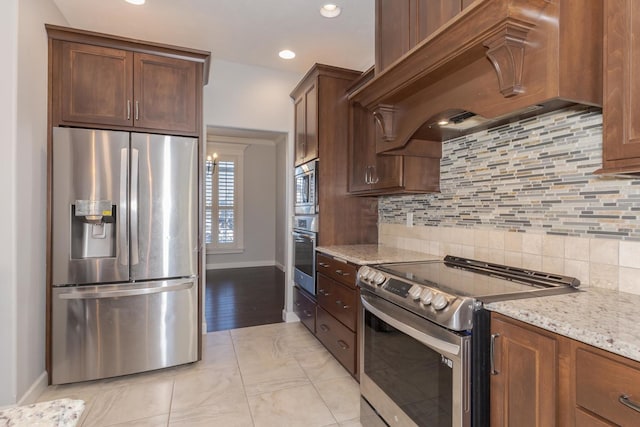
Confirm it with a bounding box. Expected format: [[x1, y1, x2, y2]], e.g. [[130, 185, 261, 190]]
[[70, 200, 116, 259]]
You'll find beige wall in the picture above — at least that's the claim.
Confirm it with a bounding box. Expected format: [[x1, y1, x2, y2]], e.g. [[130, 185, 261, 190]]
[[0, 0, 67, 406]]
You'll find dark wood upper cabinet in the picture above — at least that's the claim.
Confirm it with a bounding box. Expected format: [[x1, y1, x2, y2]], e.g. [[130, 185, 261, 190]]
[[291, 64, 378, 245], [598, 0, 640, 174], [348, 69, 440, 195], [48, 25, 209, 136], [292, 80, 318, 166], [60, 42, 133, 127], [375, 0, 467, 74], [134, 53, 198, 133]]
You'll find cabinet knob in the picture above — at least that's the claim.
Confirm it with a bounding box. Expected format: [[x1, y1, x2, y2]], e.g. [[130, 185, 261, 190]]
[[320, 324, 330, 333], [337, 340, 349, 350]]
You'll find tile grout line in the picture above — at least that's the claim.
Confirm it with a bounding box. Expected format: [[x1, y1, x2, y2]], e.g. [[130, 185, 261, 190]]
[[230, 328, 258, 427]]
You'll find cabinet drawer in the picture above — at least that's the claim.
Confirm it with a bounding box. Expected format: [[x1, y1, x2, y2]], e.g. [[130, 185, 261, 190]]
[[576, 347, 640, 426], [316, 253, 357, 288], [575, 408, 615, 427], [293, 286, 316, 334], [316, 307, 356, 375], [317, 274, 357, 331]]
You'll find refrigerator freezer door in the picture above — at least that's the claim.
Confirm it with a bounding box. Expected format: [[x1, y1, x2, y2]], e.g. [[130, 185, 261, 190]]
[[51, 278, 198, 384], [130, 133, 198, 281], [52, 127, 130, 286]]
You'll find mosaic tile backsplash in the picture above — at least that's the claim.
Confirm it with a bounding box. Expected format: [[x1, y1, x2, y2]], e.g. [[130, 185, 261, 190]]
[[379, 106, 640, 241]]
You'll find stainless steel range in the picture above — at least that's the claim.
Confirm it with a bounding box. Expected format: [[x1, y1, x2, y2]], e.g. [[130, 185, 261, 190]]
[[357, 255, 580, 427]]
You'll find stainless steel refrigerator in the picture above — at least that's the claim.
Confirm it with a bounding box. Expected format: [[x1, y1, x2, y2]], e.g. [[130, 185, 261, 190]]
[[51, 127, 199, 385]]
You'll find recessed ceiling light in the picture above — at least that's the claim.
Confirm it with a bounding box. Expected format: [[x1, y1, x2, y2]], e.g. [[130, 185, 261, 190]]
[[125, 0, 145, 5], [279, 50, 296, 60], [320, 4, 341, 18]]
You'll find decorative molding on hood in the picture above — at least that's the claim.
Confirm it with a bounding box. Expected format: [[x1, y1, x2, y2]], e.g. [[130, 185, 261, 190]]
[[350, 0, 603, 156]]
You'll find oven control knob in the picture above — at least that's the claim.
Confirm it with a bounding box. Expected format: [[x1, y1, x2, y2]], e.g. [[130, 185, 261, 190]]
[[358, 267, 371, 282], [373, 272, 386, 285], [408, 284, 422, 300], [432, 294, 448, 310], [420, 289, 434, 305]]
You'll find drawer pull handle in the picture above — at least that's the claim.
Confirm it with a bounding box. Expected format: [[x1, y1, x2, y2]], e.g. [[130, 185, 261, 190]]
[[318, 289, 330, 296], [619, 395, 640, 413], [302, 310, 311, 317], [490, 333, 500, 375], [319, 262, 329, 268], [295, 302, 301, 307], [337, 340, 349, 350], [335, 300, 350, 309], [320, 324, 330, 332], [335, 269, 349, 276]]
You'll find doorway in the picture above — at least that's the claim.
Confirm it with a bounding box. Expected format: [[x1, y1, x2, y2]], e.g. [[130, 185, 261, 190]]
[[204, 126, 288, 332]]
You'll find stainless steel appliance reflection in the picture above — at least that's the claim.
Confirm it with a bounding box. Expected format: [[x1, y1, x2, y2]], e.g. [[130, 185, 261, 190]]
[[51, 127, 198, 384], [357, 256, 580, 426]]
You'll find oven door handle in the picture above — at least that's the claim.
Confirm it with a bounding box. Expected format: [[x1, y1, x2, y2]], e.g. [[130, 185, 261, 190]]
[[361, 294, 461, 357]]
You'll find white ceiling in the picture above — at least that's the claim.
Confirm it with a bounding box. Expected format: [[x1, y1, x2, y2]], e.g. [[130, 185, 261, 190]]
[[51, 0, 376, 75]]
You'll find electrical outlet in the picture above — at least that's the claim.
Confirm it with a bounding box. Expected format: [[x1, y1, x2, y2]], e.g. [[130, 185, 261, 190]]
[[406, 212, 413, 227]]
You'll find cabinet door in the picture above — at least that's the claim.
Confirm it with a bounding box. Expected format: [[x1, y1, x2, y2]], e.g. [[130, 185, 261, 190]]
[[294, 95, 306, 166], [134, 53, 197, 133], [602, 0, 640, 170], [60, 42, 133, 127], [303, 83, 318, 163], [348, 102, 375, 192], [348, 102, 403, 194], [415, 0, 462, 42], [375, 0, 412, 73], [490, 315, 557, 427]]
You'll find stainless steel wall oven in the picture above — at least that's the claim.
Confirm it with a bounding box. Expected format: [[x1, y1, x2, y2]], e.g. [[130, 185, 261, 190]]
[[357, 256, 580, 427], [292, 215, 317, 295]]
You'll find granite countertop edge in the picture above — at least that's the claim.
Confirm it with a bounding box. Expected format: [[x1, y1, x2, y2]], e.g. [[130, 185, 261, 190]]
[[316, 244, 439, 265], [486, 288, 640, 363]]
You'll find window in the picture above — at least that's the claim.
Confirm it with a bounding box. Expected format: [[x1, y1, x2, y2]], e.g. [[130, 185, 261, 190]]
[[205, 143, 246, 253]]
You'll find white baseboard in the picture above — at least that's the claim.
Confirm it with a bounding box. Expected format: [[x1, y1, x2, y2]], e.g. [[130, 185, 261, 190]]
[[18, 371, 48, 406], [275, 261, 285, 272], [206, 260, 276, 270], [282, 309, 300, 323]]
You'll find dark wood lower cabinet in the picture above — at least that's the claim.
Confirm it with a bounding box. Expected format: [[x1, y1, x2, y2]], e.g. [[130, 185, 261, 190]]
[[490, 313, 557, 427], [293, 286, 316, 334], [491, 312, 640, 427], [316, 307, 356, 375]]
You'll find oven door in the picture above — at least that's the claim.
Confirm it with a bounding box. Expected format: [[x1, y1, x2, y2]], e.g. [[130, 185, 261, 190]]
[[360, 291, 471, 427], [292, 229, 316, 295]]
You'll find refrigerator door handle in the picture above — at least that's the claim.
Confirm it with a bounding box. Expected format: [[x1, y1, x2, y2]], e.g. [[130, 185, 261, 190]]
[[130, 148, 140, 266], [119, 148, 129, 266], [57, 279, 195, 300]]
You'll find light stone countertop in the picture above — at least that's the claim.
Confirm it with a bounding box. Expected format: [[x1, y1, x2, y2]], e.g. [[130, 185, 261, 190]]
[[315, 244, 439, 265], [486, 287, 640, 363]]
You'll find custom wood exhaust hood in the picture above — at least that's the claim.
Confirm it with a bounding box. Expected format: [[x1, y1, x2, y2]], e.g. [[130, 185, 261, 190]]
[[349, 0, 603, 156]]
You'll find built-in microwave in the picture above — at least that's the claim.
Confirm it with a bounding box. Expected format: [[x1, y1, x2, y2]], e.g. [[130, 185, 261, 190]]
[[294, 160, 317, 215]]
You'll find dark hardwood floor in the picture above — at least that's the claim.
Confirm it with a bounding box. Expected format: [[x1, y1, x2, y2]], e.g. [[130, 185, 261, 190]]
[[205, 266, 285, 332]]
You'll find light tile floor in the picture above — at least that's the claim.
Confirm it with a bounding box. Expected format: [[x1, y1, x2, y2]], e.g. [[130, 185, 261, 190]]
[[37, 322, 363, 427]]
